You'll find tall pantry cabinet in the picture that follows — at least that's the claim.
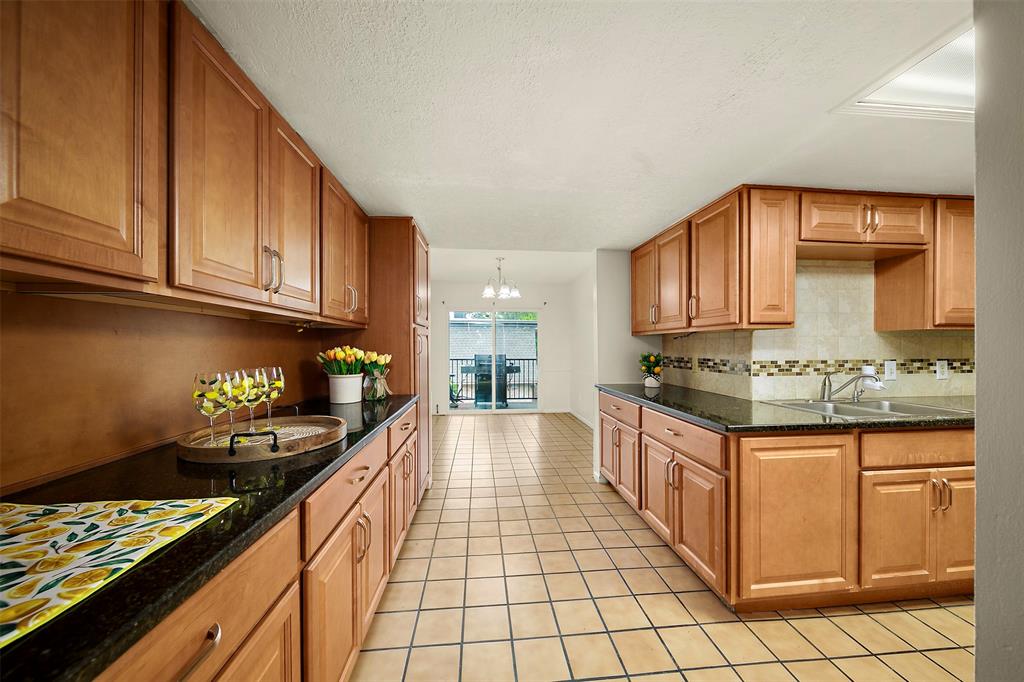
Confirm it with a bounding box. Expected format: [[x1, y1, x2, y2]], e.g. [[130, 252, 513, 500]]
[[350, 217, 432, 498]]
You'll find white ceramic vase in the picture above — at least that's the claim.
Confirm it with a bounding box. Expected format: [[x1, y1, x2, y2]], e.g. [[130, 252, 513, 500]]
[[643, 375, 661, 389], [329, 374, 363, 404]]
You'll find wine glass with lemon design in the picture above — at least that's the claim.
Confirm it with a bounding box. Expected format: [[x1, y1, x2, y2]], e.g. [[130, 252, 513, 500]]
[[263, 366, 285, 429], [193, 372, 227, 445], [240, 368, 267, 432], [222, 369, 245, 436]]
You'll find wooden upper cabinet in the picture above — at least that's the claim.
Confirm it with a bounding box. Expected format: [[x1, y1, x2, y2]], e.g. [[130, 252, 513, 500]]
[[615, 423, 640, 510], [936, 466, 975, 582], [215, 582, 301, 682], [690, 192, 740, 327], [860, 468, 937, 588], [800, 192, 866, 243], [268, 110, 320, 314], [348, 206, 370, 325], [320, 169, 368, 325], [933, 199, 975, 326], [631, 241, 657, 334], [0, 0, 160, 281], [654, 223, 689, 330], [748, 189, 796, 324], [639, 436, 673, 543], [172, 3, 270, 303], [414, 226, 429, 327], [672, 454, 726, 595], [866, 195, 930, 244], [739, 434, 858, 599], [801, 192, 930, 245], [303, 505, 361, 682]]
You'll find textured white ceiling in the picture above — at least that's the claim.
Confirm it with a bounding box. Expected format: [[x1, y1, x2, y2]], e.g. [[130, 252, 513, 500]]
[[187, 0, 973, 251], [431, 248, 592, 285]]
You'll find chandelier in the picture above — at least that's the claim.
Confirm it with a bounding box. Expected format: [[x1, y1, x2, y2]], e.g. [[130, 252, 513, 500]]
[[481, 257, 521, 299]]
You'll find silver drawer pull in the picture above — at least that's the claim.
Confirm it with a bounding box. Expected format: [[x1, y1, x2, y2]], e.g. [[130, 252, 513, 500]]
[[400, 423, 412, 431], [941, 478, 952, 511], [178, 623, 222, 681], [664, 428, 680, 437], [349, 465, 372, 484]]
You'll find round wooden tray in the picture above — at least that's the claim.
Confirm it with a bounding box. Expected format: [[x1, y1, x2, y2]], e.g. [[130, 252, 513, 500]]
[[176, 415, 347, 463]]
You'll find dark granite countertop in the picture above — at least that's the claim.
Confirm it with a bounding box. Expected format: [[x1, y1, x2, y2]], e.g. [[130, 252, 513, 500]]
[[0, 395, 417, 682], [597, 384, 974, 433]]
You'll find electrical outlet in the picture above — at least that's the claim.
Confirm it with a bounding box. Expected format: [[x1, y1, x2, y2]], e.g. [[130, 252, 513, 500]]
[[936, 360, 950, 380], [884, 360, 897, 381]]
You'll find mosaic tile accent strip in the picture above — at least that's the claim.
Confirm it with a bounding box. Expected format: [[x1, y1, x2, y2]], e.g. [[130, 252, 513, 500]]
[[697, 357, 751, 375], [662, 355, 692, 370], [750, 358, 975, 378]]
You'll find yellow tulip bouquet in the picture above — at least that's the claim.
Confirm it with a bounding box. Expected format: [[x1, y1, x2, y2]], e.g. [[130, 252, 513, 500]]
[[363, 351, 393, 401], [317, 346, 367, 375], [639, 352, 663, 386]]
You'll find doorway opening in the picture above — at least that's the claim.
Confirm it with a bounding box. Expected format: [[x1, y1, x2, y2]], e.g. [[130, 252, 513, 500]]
[[447, 311, 538, 411]]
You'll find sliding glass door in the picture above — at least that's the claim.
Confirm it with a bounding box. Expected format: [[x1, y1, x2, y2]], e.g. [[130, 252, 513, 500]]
[[448, 311, 538, 411]]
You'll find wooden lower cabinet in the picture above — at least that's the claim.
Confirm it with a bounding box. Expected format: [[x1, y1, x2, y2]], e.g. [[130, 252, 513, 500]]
[[414, 327, 431, 499], [615, 424, 640, 509], [405, 431, 421, 519], [216, 582, 301, 682], [359, 470, 390, 635], [303, 505, 361, 682], [389, 450, 411, 567], [861, 465, 975, 589], [639, 436, 673, 542], [599, 413, 618, 484], [738, 435, 858, 600], [671, 454, 726, 594]]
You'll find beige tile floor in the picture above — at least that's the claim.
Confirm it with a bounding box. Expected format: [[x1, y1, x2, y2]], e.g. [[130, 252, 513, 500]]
[[354, 413, 975, 682]]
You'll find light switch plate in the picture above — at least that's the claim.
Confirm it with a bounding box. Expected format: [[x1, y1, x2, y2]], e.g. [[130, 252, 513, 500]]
[[936, 360, 950, 380], [884, 360, 897, 380]]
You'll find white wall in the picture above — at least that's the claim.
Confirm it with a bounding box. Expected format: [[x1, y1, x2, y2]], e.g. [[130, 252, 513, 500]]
[[568, 257, 597, 427], [975, 1, 1024, 678], [428, 280, 578, 416]]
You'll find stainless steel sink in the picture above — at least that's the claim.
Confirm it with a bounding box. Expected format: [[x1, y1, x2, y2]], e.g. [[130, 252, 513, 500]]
[[769, 399, 973, 421]]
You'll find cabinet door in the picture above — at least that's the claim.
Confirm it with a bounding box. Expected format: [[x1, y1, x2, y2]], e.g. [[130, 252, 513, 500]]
[[799, 192, 867, 243], [348, 205, 370, 325], [0, 0, 160, 281], [268, 110, 320, 313], [615, 424, 640, 510], [414, 328, 431, 498], [639, 436, 673, 542], [599, 413, 618, 485], [303, 505, 361, 682], [690, 192, 740, 327], [672, 455, 726, 594], [748, 189, 796, 324], [866, 195, 931, 245], [654, 224, 688, 330], [414, 225, 429, 327], [359, 470, 390, 635], [216, 582, 301, 682], [320, 168, 353, 320], [739, 435, 858, 599], [631, 242, 657, 334], [172, 4, 271, 303], [389, 454, 409, 567], [933, 199, 975, 327], [406, 430, 422, 516], [936, 466, 975, 582], [860, 469, 937, 588]]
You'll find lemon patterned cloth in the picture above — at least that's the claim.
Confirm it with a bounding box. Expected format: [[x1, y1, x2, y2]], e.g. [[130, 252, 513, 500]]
[[0, 497, 236, 648]]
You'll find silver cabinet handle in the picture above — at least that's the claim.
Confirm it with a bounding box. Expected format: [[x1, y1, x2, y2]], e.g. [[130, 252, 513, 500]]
[[861, 205, 872, 233], [653, 304, 659, 324], [664, 427, 679, 437], [871, 206, 880, 233], [353, 286, 359, 313], [931, 479, 941, 512], [688, 295, 697, 319], [941, 478, 952, 511], [610, 404, 620, 410], [346, 284, 357, 313], [262, 246, 275, 290], [362, 511, 373, 553], [663, 456, 672, 485], [177, 623, 222, 681], [355, 516, 368, 562], [273, 250, 284, 293]]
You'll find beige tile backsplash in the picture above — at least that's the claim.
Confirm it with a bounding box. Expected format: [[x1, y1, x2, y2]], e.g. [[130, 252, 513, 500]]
[[662, 261, 974, 401]]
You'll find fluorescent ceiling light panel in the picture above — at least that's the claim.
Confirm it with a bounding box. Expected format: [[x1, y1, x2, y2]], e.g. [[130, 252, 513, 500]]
[[841, 28, 974, 121]]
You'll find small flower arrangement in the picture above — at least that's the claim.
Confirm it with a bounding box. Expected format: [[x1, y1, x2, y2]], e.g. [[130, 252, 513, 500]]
[[317, 346, 368, 375], [640, 352, 663, 386], [363, 351, 394, 400]]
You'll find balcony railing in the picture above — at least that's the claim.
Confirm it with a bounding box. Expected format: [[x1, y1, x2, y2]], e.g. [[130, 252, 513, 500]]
[[449, 357, 538, 405]]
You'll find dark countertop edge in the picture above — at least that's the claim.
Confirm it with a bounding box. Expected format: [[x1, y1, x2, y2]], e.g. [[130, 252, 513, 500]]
[[33, 395, 418, 680], [596, 384, 974, 433]]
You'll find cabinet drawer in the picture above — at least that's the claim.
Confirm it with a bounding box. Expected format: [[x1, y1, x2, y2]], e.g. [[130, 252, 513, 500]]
[[599, 393, 641, 428], [388, 405, 417, 455], [303, 434, 388, 558], [861, 430, 974, 468], [642, 407, 725, 470], [99, 510, 301, 682]]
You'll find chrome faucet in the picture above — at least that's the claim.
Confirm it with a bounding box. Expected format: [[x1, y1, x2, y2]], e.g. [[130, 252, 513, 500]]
[[820, 369, 884, 402]]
